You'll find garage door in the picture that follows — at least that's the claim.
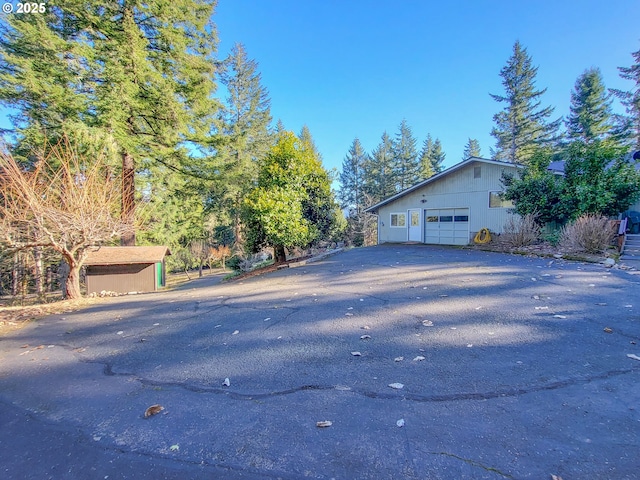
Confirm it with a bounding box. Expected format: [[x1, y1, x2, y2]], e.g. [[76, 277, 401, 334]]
[[424, 208, 470, 245]]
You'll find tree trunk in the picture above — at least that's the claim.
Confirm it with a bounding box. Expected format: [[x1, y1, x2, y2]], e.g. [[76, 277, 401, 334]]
[[65, 262, 82, 300], [11, 253, 19, 296], [34, 247, 44, 298], [198, 259, 203, 278], [121, 150, 136, 246], [274, 245, 286, 263]]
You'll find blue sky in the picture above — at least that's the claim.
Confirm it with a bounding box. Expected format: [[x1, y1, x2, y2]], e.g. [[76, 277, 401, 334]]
[[215, 0, 640, 173]]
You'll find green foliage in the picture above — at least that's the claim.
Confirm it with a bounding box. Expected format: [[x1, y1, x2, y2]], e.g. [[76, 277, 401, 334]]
[[611, 44, 640, 150], [364, 132, 396, 203], [503, 142, 640, 225], [463, 138, 482, 160], [567, 68, 615, 144], [392, 120, 420, 190], [243, 131, 340, 258], [491, 41, 561, 164], [338, 138, 368, 210]]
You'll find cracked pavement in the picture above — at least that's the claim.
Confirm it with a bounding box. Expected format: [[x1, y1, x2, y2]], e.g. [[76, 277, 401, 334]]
[[1, 244, 639, 479]]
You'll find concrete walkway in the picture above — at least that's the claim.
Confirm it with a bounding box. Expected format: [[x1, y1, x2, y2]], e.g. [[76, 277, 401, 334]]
[[1, 245, 639, 479]]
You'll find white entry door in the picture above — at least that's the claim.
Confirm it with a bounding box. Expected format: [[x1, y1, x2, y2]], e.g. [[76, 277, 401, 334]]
[[408, 209, 421, 242]]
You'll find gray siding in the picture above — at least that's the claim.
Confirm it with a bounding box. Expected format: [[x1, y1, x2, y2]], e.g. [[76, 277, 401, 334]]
[[376, 161, 520, 245]]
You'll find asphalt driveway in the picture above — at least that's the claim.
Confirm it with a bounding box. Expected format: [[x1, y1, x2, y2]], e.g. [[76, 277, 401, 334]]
[[1, 245, 639, 479]]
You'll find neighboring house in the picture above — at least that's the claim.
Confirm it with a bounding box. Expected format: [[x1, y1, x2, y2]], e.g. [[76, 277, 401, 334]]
[[365, 157, 522, 245], [84, 246, 171, 295]]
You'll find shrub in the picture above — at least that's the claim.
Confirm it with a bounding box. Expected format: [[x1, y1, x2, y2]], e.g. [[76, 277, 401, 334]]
[[560, 214, 615, 254], [500, 213, 541, 247]]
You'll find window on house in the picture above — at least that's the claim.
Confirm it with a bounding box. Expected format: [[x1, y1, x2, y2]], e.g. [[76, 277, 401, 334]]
[[489, 191, 514, 208], [410, 211, 420, 226], [474, 166, 482, 178], [454, 215, 469, 222], [426, 216, 439, 222], [439, 215, 453, 222], [390, 213, 406, 227]]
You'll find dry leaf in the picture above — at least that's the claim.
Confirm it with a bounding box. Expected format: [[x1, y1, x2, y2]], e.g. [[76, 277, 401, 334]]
[[360, 334, 371, 340], [413, 356, 425, 361], [396, 419, 405, 427], [316, 420, 332, 428], [222, 378, 230, 387], [394, 356, 404, 362], [627, 354, 640, 361], [144, 404, 164, 418], [421, 320, 433, 327], [351, 351, 362, 356], [603, 327, 613, 333], [388, 383, 404, 389], [170, 444, 180, 451]]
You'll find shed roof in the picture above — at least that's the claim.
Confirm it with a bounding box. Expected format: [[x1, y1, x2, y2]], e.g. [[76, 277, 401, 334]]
[[84, 246, 171, 266], [364, 157, 523, 213]]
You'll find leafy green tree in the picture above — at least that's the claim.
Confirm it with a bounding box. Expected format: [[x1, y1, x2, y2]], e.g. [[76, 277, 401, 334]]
[[502, 148, 566, 224], [463, 138, 482, 160], [560, 141, 640, 219], [243, 132, 340, 262], [491, 41, 561, 164], [392, 119, 420, 190], [503, 142, 640, 225], [299, 125, 323, 161], [567, 68, 615, 144], [364, 132, 395, 202], [611, 44, 640, 150]]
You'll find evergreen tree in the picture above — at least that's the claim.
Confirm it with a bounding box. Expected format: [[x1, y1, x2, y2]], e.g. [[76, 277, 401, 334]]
[[611, 44, 640, 150], [338, 138, 368, 211], [430, 139, 446, 173], [490, 41, 561, 164], [463, 138, 482, 159], [0, 1, 221, 247], [566, 68, 614, 144], [418, 136, 435, 179], [216, 42, 272, 248], [364, 132, 395, 203], [299, 125, 323, 161], [391, 119, 419, 191]]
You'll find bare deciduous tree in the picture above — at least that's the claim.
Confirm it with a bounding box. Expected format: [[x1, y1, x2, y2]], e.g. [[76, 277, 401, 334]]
[[0, 139, 134, 299]]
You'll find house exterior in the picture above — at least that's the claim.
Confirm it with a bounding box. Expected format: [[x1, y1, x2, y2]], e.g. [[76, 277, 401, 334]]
[[365, 157, 522, 246], [84, 246, 171, 295]]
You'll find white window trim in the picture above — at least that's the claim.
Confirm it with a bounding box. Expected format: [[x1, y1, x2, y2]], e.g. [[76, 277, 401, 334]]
[[488, 191, 514, 209], [390, 212, 407, 228]]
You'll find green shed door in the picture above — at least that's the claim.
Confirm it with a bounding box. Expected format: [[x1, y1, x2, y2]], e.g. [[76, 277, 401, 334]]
[[156, 262, 163, 288]]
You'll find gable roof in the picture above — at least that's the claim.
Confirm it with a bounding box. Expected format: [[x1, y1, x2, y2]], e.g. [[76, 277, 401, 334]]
[[364, 157, 523, 213], [84, 246, 171, 266]]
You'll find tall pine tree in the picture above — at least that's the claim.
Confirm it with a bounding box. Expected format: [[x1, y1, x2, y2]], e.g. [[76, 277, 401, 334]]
[[216, 42, 272, 248], [462, 138, 482, 160], [566, 68, 614, 144], [612, 44, 640, 150], [0, 1, 221, 247], [338, 138, 368, 212], [364, 132, 395, 203], [490, 41, 561, 164], [392, 120, 419, 191]]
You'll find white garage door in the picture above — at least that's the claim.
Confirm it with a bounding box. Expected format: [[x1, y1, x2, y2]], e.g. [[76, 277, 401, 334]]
[[424, 208, 470, 245]]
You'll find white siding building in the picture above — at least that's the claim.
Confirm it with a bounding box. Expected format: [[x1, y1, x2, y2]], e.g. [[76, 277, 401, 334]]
[[365, 157, 522, 245]]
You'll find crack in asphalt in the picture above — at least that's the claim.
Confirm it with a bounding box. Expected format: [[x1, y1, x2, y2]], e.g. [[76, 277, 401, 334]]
[[427, 451, 515, 479], [97, 361, 637, 403]]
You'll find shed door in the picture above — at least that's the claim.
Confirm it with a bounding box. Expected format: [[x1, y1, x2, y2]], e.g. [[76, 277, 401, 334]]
[[424, 208, 470, 245], [408, 209, 421, 242]]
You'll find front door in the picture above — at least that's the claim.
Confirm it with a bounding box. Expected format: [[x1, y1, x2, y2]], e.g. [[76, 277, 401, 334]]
[[408, 209, 421, 242]]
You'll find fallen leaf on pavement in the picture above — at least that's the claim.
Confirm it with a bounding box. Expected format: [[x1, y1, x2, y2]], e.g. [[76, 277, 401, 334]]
[[144, 404, 164, 418], [388, 383, 404, 389], [413, 356, 425, 361], [222, 378, 231, 387], [396, 419, 405, 427], [316, 420, 332, 428], [627, 354, 640, 361], [603, 327, 613, 333], [351, 351, 362, 356]]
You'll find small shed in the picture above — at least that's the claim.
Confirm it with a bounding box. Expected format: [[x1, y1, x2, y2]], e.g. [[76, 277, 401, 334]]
[[84, 246, 171, 295]]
